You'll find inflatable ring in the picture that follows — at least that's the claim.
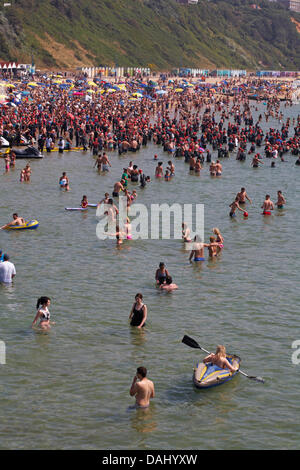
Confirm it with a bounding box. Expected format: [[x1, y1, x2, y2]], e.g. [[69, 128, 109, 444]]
[[5, 220, 39, 230]]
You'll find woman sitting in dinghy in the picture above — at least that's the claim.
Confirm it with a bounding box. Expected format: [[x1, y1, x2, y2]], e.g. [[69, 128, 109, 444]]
[[203, 345, 237, 373]]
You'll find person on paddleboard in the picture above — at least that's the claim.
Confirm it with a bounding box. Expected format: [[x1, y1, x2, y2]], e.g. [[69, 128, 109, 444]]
[[203, 345, 237, 373]]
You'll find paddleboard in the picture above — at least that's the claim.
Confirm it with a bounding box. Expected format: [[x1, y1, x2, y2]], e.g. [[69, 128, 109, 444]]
[[65, 207, 88, 211]]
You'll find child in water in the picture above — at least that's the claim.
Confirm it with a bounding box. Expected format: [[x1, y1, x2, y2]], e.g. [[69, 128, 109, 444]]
[[81, 195, 88, 208]]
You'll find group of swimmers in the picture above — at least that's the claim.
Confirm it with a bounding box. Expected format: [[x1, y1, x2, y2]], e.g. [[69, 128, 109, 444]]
[[1, 72, 298, 411], [229, 187, 286, 218]]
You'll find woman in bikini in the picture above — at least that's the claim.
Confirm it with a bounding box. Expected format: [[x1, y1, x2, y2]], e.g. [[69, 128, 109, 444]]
[[155, 162, 163, 178], [32, 296, 55, 330], [212, 227, 224, 254]]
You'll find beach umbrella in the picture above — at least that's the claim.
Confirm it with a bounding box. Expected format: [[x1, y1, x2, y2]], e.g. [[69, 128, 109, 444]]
[[175, 88, 184, 92], [156, 90, 167, 95], [107, 88, 117, 93], [132, 92, 143, 98], [28, 82, 39, 87]]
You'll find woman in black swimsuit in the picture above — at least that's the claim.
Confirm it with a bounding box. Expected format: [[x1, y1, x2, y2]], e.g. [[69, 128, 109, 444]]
[[155, 262, 170, 286], [130, 165, 139, 182], [129, 293, 147, 328]]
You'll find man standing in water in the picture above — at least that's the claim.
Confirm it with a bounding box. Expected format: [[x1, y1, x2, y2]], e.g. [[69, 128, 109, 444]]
[[261, 194, 274, 215], [129, 367, 155, 408], [236, 187, 252, 205], [276, 191, 286, 209]]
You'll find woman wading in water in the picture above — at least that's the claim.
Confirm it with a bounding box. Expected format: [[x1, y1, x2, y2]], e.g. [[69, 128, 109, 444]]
[[32, 297, 55, 330], [129, 293, 147, 329]]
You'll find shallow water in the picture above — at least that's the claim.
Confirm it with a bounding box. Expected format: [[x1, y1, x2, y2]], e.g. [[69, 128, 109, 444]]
[[0, 102, 300, 449]]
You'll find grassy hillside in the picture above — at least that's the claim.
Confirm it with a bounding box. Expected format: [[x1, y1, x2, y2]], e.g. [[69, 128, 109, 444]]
[[0, 0, 299, 70]]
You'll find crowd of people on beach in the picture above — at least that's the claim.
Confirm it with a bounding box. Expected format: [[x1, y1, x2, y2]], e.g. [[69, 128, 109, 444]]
[[1, 70, 299, 408]]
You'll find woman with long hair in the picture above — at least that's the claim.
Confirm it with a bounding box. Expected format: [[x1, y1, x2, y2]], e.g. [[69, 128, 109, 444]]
[[203, 345, 237, 373], [32, 297, 55, 330], [212, 227, 224, 254]]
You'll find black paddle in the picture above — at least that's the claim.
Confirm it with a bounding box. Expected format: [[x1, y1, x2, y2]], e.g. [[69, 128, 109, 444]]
[[182, 335, 265, 384]]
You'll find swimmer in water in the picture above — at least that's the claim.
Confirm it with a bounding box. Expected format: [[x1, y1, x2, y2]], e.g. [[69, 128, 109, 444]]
[[155, 162, 163, 178], [129, 293, 147, 328], [189, 235, 220, 262], [215, 160, 222, 176], [129, 367, 155, 409], [155, 262, 170, 286], [229, 198, 248, 217], [252, 153, 264, 168], [207, 236, 218, 258], [159, 275, 178, 291], [81, 195, 88, 208], [182, 222, 192, 242], [236, 187, 252, 205], [212, 227, 224, 254], [167, 161, 175, 176], [107, 224, 126, 245], [261, 194, 274, 215], [209, 161, 217, 177], [276, 190, 286, 209], [31, 296, 55, 330], [59, 172, 70, 191]]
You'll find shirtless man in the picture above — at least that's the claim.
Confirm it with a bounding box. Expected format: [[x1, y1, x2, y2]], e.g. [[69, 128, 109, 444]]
[[1, 213, 26, 230], [129, 367, 155, 409], [94, 155, 103, 171], [189, 155, 196, 171], [167, 160, 175, 176], [112, 180, 125, 198], [261, 194, 274, 215], [215, 160, 222, 176], [252, 153, 264, 168], [189, 236, 219, 262], [209, 161, 217, 176], [182, 222, 192, 242], [236, 187, 252, 205], [100, 152, 111, 172], [97, 192, 110, 209], [276, 190, 286, 209], [229, 198, 248, 217]]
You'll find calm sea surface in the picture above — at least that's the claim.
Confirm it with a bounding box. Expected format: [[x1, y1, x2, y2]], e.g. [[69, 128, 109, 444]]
[[0, 102, 300, 449]]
